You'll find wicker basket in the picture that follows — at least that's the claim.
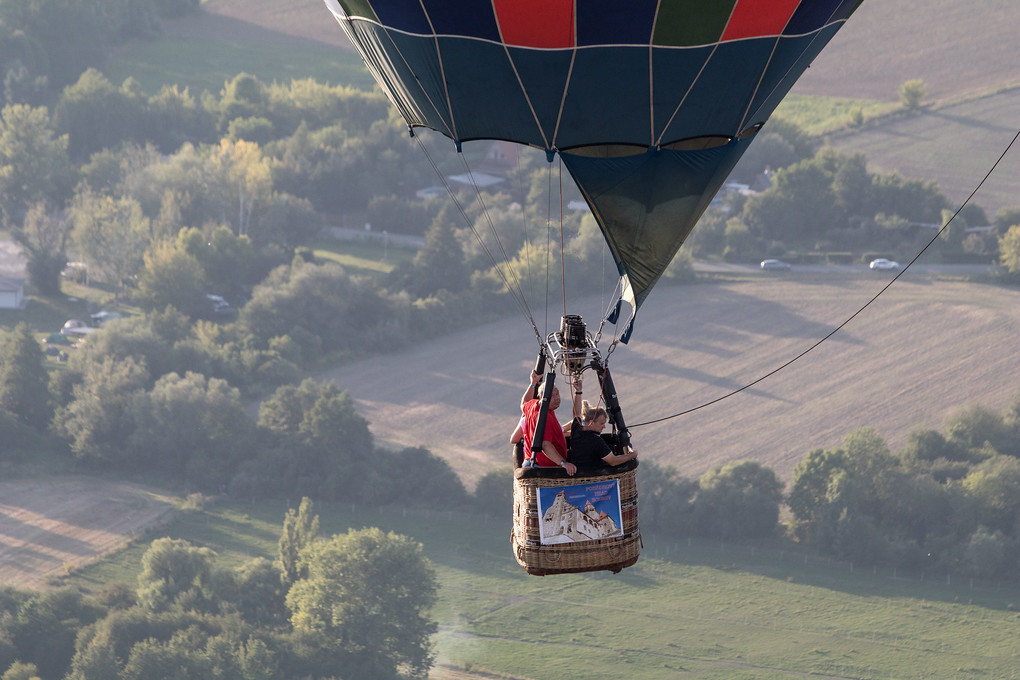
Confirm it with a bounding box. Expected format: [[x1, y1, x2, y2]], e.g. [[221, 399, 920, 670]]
[[511, 465, 640, 576]]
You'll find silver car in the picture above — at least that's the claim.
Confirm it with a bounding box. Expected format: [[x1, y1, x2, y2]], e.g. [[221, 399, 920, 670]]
[[869, 258, 900, 270], [760, 259, 791, 271]]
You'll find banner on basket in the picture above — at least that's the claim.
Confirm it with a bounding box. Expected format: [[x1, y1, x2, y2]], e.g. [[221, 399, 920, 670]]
[[537, 479, 623, 545]]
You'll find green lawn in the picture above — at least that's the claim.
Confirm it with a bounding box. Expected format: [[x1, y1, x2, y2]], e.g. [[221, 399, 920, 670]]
[[774, 94, 898, 135], [68, 499, 1020, 680], [311, 236, 417, 279]]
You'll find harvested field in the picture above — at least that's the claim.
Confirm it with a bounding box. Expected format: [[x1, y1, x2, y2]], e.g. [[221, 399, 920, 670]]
[[0, 478, 177, 589], [184, 0, 1019, 103], [321, 275, 1020, 490]]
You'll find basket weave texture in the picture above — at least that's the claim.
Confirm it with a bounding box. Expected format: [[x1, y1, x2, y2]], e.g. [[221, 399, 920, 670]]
[[511, 467, 639, 575]]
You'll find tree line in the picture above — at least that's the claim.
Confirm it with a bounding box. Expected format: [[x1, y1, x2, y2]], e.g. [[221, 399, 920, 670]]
[[0, 498, 438, 680], [3, 60, 1019, 307], [1, 319, 472, 510], [5, 316, 1020, 582], [639, 395, 1020, 581]]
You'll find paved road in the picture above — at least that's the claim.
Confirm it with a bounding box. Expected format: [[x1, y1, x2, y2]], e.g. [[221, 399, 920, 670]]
[[695, 262, 995, 276]]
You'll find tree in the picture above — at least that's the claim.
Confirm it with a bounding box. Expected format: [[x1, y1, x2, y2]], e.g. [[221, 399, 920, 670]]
[[383, 446, 469, 508], [473, 466, 514, 516], [238, 260, 402, 355], [136, 238, 207, 315], [254, 378, 376, 500], [0, 322, 51, 430], [994, 207, 1020, 234], [177, 224, 257, 298], [1, 661, 41, 680], [0, 104, 74, 227], [11, 202, 71, 296], [286, 527, 438, 680], [206, 138, 272, 238], [257, 378, 320, 434], [136, 538, 216, 612], [8, 588, 105, 680], [961, 456, 1020, 534], [128, 371, 251, 484], [944, 403, 1013, 457], [898, 79, 927, 109], [144, 84, 215, 154], [900, 428, 969, 482], [742, 157, 838, 244], [54, 355, 149, 464], [278, 497, 319, 585], [119, 637, 197, 680], [693, 460, 784, 539], [408, 214, 469, 297], [219, 558, 288, 627], [637, 460, 697, 536], [961, 526, 1014, 580], [217, 73, 268, 130], [54, 69, 144, 160], [70, 188, 150, 297], [787, 447, 848, 543], [998, 224, 1020, 276]]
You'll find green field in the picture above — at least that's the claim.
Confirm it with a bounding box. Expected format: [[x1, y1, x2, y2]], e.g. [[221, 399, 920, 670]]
[[69, 499, 1020, 680], [311, 236, 417, 280], [773, 95, 898, 136]]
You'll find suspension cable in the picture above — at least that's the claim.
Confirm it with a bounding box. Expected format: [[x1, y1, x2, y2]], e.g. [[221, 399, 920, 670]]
[[413, 134, 541, 342], [558, 155, 568, 319], [630, 126, 1020, 429]]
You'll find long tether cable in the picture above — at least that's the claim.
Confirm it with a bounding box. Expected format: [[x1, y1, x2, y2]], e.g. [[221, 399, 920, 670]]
[[630, 126, 1020, 429]]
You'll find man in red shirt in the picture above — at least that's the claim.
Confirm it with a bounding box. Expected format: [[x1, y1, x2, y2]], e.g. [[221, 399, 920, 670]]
[[521, 370, 579, 475]]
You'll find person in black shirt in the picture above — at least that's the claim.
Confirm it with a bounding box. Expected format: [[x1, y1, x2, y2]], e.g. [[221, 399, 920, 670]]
[[569, 401, 637, 472]]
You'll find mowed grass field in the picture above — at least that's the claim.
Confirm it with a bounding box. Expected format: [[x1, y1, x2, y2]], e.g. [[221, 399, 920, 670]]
[[68, 498, 1020, 680]]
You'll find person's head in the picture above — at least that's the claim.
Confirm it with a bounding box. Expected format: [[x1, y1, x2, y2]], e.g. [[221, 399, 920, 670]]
[[539, 381, 561, 410], [582, 401, 607, 431]]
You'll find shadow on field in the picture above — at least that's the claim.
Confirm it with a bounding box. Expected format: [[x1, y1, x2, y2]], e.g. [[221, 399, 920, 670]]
[[642, 534, 1020, 611]]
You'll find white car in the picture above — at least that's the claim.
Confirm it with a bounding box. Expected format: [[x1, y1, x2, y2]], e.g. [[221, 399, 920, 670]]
[[869, 258, 900, 270], [206, 294, 231, 315], [760, 259, 791, 271], [60, 319, 96, 337]]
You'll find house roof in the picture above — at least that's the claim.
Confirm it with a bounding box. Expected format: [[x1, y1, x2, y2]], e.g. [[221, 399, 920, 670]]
[[0, 277, 24, 293]]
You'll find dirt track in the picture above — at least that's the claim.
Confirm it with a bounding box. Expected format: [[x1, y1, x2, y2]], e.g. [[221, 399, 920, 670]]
[[0, 478, 177, 589]]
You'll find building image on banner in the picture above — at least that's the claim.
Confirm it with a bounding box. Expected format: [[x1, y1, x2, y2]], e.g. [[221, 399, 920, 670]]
[[538, 480, 623, 545]]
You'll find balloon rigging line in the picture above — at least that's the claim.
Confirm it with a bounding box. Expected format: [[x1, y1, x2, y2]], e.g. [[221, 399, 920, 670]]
[[542, 158, 555, 338], [631, 126, 1020, 429], [413, 135, 540, 342], [512, 144, 540, 331], [559, 155, 568, 319]]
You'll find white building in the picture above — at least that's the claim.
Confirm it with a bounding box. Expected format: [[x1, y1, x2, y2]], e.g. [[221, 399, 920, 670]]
[[541, 490, 620, 544], [0, 277, 25, 309]]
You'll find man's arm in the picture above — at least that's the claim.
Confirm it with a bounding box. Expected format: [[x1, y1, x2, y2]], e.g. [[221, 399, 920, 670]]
[[542, 440, 576, 476], [521, 370, 542, 410], [602, 446, 638, 467]]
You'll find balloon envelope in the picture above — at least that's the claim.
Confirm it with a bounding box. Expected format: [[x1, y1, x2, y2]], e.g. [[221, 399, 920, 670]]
[[325, 0, 861, 312]]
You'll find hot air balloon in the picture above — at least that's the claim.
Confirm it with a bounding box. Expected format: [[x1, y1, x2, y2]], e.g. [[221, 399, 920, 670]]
[[321, 0, 862, 575]]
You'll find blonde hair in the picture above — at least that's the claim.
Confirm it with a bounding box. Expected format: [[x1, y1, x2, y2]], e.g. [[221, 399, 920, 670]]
[[582, 400, 606, 424]]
